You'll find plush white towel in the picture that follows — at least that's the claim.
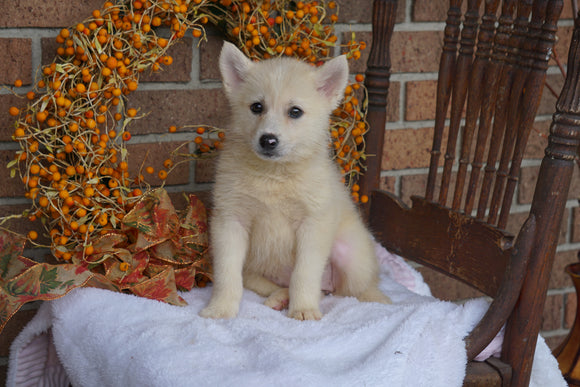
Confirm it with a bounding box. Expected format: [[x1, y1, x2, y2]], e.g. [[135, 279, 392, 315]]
[[7, 247, 566, 387]]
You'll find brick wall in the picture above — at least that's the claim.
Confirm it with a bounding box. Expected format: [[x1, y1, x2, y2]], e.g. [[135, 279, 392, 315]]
[[0, 0, 578, 382]]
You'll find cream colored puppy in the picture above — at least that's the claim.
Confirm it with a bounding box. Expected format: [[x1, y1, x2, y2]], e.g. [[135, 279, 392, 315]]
[[200, 42, 391, 321]]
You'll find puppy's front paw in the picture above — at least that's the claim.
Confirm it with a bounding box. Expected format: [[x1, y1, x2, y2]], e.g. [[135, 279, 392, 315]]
[[199, 303, 238, 319], [288, 308, 322, 321], [264, 288, 289, 311]]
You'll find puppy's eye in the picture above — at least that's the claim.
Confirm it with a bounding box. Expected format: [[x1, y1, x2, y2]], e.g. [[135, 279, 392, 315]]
[[288, 106, 303, 119], [250, 102, 263, 115]]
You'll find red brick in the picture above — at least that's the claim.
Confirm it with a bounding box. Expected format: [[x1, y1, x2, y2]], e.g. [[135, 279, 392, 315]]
[[0, 39, 33, 86], [0, 308, 38, 357], [549, 250, 578, 290], [539, 74, 565, 116], [141, 38, 193, 83], [385, 81, 400, 123], [391, 31, 443, 74], [335, 0, 372, 23], [336, 0, 405, 24], [348, 30, 443, 75], [200, 32, 224, 81], [561, 1, 576, 19], [0, 151, 27, 198], [525, 120, 550, 159], [506, 210, 568, 246], [565, 291, 578, 330], [542, 294, 564, 331], [382, 127, 437, 170], [572, 207, 580, 243], [195, 158, 216, 184], [519, 166, 580, 205], [126, 142, 190, 186], [412, 0, 449, 22], [398, 171, 484, 209], [400, 173, 428, 206], [551, 26, 574, 68], [0, 94, 28, 142], [405, 80, 438, 121], [518, 167, 538, 205], [0, 0, 102, 28], [128, 88, 229, 135], [379, 176, 396, 193], [40, 37, 60, 67]]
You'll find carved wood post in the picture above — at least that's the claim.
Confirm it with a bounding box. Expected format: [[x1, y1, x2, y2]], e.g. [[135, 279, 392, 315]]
[[426, 0, 463, 201], [503, 5, 579, 385], [359, 0, 398, 204]]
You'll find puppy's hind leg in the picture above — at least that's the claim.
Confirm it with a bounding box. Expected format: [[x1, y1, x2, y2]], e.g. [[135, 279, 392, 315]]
[[244, 272, 290, 311]]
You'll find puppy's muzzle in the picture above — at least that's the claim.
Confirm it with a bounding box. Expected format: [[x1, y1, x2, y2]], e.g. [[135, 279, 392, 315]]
[[258, 133, 279, 158]]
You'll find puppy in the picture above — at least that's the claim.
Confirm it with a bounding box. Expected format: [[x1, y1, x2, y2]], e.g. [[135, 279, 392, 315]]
[[200, 42, 391, 321]]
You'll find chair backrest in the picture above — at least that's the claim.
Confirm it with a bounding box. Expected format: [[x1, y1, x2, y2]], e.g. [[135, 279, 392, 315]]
[[361, 0, 579, 385]]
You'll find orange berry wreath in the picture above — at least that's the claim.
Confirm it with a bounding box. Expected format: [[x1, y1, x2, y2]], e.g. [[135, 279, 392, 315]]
[[0, 0, 369, 332]]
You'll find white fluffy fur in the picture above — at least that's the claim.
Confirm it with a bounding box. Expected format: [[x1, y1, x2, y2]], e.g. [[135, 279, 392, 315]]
[[200, 42, 391, 321]]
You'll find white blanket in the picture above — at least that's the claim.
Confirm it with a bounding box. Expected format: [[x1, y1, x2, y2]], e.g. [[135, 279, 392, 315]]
[[7, 247, 566, 387]]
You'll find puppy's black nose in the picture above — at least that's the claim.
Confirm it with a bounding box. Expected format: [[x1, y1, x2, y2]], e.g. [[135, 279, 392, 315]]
[[259, 134, 279, 151]]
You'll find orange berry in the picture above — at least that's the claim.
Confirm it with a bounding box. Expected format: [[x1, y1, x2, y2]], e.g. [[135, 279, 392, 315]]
[[119, 262, 130, 271], [28, 230, 38, 240], [9, 106, 19, 116], [38, 196, 49, 207], [145, 166, 154, 174], [127, 108, 137, 117], [122, 131, 131, 141], [158, 170, 168, 179], [14, 79, 23, 88], [13, 127, 25, 138], [98, 213, 108, 226], [84, 245, 94, 255], [168, 125, 177, 133], [127, 80, 138, 91]]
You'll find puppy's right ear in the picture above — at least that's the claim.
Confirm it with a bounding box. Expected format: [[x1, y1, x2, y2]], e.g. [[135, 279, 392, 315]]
[[219, 42, 253, 94]]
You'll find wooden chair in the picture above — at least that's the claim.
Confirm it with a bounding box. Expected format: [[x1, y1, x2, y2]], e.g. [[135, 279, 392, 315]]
[[360, 0, 579, 385]]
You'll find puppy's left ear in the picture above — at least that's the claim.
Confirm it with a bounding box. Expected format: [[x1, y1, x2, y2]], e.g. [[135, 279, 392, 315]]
[[315, 55, 349, 107]]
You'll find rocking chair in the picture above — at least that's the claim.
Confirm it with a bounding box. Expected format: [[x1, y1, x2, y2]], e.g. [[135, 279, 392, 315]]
[[361, 0, 579, 385]]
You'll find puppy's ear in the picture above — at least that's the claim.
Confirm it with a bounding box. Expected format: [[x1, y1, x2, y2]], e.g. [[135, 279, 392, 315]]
[[315, 55, 349, 107], [219, 42, 253, 94]]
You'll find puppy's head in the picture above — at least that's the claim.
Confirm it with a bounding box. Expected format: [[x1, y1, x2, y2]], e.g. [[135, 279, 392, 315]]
[[219, 42, 348, 163]]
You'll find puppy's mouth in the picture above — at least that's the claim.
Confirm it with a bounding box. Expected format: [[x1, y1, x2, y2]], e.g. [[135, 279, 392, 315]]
[[255, 148, 282, 160]]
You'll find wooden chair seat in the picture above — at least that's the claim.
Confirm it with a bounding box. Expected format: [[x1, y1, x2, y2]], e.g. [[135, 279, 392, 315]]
[[362, 0, 579, 385]]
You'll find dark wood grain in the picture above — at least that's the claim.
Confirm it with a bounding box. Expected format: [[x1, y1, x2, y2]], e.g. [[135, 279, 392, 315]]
[[363, 0, 570, 385]]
